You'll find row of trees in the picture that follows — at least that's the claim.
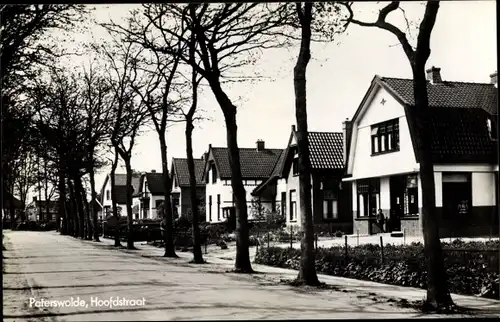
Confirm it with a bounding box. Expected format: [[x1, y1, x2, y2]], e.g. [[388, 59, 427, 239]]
[[2, 2, 453, 310]]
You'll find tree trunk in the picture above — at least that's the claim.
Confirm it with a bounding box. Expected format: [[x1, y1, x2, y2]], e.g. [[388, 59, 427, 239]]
[[81, 180, 92, 240], [9, 185, 15, 229], [209, 80, 252, 273], [124, 157, 135, 250], [294, 2, 319, 286], [110, 148, 121, 247], [43, 158, 50, 224], [185, 117, 204, 263], [74, 175, 86, 239], [57, 157, 66, 234], [410, 63, 453, 308], [89, 166, 100, 241], [67, 178, 79, 237], [159, 135, 177, 257]]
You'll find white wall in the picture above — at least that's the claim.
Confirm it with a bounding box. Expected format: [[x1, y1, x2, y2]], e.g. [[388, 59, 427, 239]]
[[205, 167, 266, 223], [350, 86, 419, 179], [472, 172, 496, 206]]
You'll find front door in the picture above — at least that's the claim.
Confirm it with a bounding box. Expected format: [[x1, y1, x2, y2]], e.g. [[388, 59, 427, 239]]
[[389, 176, 404, 231]]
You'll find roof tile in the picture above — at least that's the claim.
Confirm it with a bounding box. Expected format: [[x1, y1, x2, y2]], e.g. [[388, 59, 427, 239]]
[[211, 147, 283, 179], [172, 158, 206, 187]]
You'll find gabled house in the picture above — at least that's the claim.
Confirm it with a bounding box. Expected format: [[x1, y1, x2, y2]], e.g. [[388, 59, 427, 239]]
[[25, 198, 58, 222], [203, 141, 283, 223], [343, 67, 498, 237], [252, 126, 353, 233], [100, 172, 142, 219], [133, 170, 166, 220], [170, 157, 206, 221]]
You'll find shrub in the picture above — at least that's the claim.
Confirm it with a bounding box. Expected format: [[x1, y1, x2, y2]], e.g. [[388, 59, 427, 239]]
[[255, 240, 500, 299]]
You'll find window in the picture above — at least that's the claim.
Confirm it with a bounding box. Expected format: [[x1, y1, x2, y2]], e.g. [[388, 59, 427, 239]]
[[281, 192, 287, 217], [357, 178, 380, 217], [217, 194, 221, 220], [155, 200, 164, 209], [487, 117, 498, 140], [209, 195, 212, 221], [442, 173, 472, 218], [289, 190, 297, 221], [106, 190, 110, 200], [323, 200, 338, 219], [371, 118, 399, 155], [323, 189, 338, 219], [211, 164, 217, 184], [292, 157, 299, 176]]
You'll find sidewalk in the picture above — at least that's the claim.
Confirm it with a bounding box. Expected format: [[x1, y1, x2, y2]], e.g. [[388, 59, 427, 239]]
[[96, 234, 500, 318]]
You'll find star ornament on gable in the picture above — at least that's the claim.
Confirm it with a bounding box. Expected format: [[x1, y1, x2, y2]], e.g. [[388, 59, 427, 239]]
[[380, 98, 387, 105]]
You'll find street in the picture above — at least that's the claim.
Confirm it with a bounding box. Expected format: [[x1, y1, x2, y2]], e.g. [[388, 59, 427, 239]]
[[3, 230, 499, 321]]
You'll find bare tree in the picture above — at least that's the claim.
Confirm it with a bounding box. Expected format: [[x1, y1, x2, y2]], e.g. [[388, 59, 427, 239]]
[[105, 3, 299, 273], [293, 2, 319, 286], [123, 28, 186, 258], [342, 1, 453, 310], [97, 37, 149, 250], [81, 62, 114, 241]]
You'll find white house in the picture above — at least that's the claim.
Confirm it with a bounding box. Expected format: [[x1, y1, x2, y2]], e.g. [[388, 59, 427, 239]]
[[203, 141, 283, 223], [252, 126, 353, 234], [343, 67, 498, 237], [99, 172, 142, 219], [170, 157, 206, 221], [132, 171, 166, 220]]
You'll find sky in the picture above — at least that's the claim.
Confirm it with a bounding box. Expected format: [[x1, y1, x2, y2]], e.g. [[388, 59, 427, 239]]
[[25, 1, 498, 202]]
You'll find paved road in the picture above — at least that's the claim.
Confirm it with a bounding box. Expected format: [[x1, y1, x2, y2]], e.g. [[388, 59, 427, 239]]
[[2, 231, 499, 321]]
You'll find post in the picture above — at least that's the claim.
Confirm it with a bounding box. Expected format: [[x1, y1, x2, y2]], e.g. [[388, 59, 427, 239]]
[[403, 228, 406, 245], [356, 229, 359, 246], [290, 225, 293, 249], [315, 234, 318, 251], [344, 235, 348, 259], [267, 231, 270, 249], [380, 235, 384, 264]]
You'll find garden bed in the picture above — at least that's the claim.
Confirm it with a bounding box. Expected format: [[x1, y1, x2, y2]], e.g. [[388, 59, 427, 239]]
[[255, 239, 500, 300]]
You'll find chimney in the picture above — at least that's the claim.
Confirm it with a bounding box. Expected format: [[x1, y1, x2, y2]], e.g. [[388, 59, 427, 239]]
[[151, 169, 156, 173], [426, 66, 442, 84], [342, 118, 353, 167], [490, 71, 497, 87], [291, 125, 296, 132], [202, 152, 208, 160], [256, 140, 265, 151]]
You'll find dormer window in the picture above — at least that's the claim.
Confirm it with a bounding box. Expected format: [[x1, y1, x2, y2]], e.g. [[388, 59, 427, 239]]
[[487, 117, 497, 141], [211, 164, 217, 184]]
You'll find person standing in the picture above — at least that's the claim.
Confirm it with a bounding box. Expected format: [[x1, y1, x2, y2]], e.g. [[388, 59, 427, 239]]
[[376, 209, 385, 233]]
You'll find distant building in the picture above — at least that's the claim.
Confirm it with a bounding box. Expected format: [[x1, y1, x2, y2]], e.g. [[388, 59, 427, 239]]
[[25, 197, 58, 222], [170, 157, 206, 221], [203, 141, 283, 223], [99, 172, 142, 219]]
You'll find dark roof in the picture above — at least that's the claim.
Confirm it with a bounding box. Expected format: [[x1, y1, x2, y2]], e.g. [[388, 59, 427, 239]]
[[253, 131, 344, 196], [210, 147, 283, 179], [426, 107, 497, 163], [308, 132, 344, 169], [377, 76, 498, 164], [380, 77, 498, 114], [109, 173, 142, 203], [144, 172, 165, 195], [172, 158, 205, 187]]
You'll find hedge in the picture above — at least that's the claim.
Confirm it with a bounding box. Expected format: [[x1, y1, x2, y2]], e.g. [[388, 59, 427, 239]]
[[255, 239, 500, 299]]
